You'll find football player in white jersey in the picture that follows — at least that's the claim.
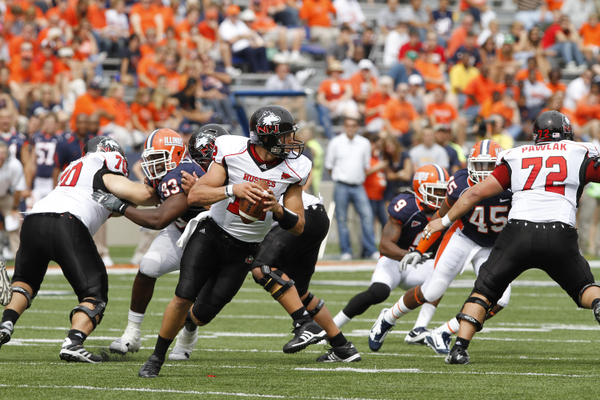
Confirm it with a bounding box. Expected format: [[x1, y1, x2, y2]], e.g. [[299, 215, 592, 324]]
[[423, 111, 600, 364], [92, 127, 226, 358], [138, 105, 311, 378], [0, 137, 159, 363]]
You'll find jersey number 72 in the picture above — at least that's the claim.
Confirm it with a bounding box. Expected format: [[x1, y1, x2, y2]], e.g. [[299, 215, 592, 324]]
[[521, 156, 567, 195]]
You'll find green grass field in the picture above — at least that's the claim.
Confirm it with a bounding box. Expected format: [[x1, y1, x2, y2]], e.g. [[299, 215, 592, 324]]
[[1, 255, 600, 400]]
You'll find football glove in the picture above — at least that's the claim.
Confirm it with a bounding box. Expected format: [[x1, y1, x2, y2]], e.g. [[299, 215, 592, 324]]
[[399, 250, 421, 272], [92, 190, 129, 214]]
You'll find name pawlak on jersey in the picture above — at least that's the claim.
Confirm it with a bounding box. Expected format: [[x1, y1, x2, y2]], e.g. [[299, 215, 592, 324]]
[[30, 151, 128, 236], [447, 169, 512, 248], [211, 136, 311, 243], [388, 193, 434, 250], [495, 140, 598, 226]]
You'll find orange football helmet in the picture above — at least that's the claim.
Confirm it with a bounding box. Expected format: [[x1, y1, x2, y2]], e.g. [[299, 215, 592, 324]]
[[141, 128, 185, 180], [413, 164, 449, 210], [468, 140, 502, 184]]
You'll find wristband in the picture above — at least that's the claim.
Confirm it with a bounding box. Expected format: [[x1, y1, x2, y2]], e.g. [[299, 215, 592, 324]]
[[225, 184, 234, 198], [273, 206, 299, 230], [117, 203, 130, 215], [441, 214, 452, 228]]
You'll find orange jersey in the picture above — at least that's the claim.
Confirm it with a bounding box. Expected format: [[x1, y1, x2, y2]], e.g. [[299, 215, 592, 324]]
[[364, 156, 386, 201], [427, 102, 458, 124], [515, 68, 544, 82], [545, 0, 563, 11], [383, 99, 418, 134], [45, 6, 78, 26], [580, 22, 600, 47], [318, 78, 348, 102], [86, 3, 107, 30], [198, 21, 217, 42], [348, 72, 377, 101], [8, 62, 34, 84], [299, 0, 336, 27], [364, 92, 391, 123], [131, 102, 154, 130], [149, 103, 176, 124], [130, 4, 162, 34], [489, 101, 514, 126], [414, 59, 444, 91], [137, 55, 168, 87], [546, 81, 567, 94], [70, 93, 116, 130], [106, 98, 131, 127], [495, 82, 521, 102], [463, 75, 495, 108]]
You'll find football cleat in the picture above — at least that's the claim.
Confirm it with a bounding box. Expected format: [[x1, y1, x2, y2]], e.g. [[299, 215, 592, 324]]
[[168, 325, 198, 361], [445, 346, 470, 365], [109, 329, 141, 355], [316, 341, 361, 362], [594, 301, 600, 325], [404, 326, 430, 346], [425, 330, 452, 355], [59, 339, 102, 363], [283, 320, 327, 354], [139, 355, 164, 378], [368, 308, 395, 352], [0, 262, 12, 306], [0, 320, 14, 348]]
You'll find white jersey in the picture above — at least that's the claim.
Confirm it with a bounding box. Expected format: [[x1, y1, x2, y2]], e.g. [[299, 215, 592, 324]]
[[30, 151, 128, 236], [211, 136, 312, 243], [497, 140, 598, 226]]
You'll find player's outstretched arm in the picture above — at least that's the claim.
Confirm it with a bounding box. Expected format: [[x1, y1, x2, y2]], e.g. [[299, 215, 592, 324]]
[[103, 174, 160, 206], [120, 193, 189, 230], [423, 176, 504, 239], [379, 216, 406, 261], [188, 162, 266, 207], [414, 198, 453, 255]]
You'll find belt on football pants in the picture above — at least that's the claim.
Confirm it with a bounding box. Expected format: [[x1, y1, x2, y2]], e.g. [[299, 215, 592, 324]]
[[510, 219, 572, 229], [205, 218, 261, 249], [307, 204, 326, 212]]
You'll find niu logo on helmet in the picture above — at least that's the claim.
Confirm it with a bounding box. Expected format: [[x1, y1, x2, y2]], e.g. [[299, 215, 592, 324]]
[[257, 111, 281, 134]]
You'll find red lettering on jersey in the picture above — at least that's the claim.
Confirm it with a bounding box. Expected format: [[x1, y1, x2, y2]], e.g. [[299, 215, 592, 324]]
[[242, 173, 276, 188]]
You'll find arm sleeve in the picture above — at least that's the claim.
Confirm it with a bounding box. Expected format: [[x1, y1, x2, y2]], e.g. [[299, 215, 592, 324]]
[[491, 163, 511, 190]]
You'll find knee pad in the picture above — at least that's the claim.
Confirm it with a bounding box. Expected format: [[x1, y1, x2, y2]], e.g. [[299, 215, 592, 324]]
[[367, 283, 391, 304], [580, 283, 600, 306], [302, 292, 325, 318], [191, 301, 218, 324], [69, 298, 106, 329], [456, 296, 490, 332], [257, 265, 295, 301], [139, 255, 165, 279], [12, 286, 33, 309]]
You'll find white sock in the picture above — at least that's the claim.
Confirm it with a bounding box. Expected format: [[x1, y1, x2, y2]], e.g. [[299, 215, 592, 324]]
[[291, 50, 300, 57], [333, 311, 351, 328], [413, 303, 436, 329], [437, 317, 460, 334], [386, 295, 412, 323], [125, 310, 144, 333]]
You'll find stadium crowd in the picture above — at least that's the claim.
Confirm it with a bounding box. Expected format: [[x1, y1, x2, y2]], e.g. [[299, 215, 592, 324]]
[[1, 0, 600, 260]]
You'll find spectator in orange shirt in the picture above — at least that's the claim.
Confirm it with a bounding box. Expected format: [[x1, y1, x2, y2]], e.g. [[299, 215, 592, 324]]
[[46, 0, 78, 28], [383, 82, 419, 147], [463, 64, 495, 116], [494, 72, 521, 103], [130, 0, 165, 43], [515, 57, 545, 82], [299, 0, 338, 47], [490, 90, 522, 138], [137, 45, 168, 88], [364, 75, 394, 132], [150, 86, 182, 130], [130, 87, 155, 137], [31, 60, 57, 85], [363, 133, 388, 229], [414, 51, 445, 92], [575, 78, 600, 137], [546, 68, 567, 93], [69, 76, 116, 131], [447, 14, 475, 58], [348, 59, 378, 113], [580, 13, 600, 63], [426, 87, 469, 145], [8, 23, 38, 58], [8, 49, 35, 111], [317, 60, 358, 139]]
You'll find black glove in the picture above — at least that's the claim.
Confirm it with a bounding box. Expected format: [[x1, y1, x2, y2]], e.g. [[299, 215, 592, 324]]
[[594, 156, 600, 168], [91, 190, 129, 214]]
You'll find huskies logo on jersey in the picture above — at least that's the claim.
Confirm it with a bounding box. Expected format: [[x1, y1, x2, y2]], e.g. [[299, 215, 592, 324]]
[[257, 111, 281, 134]]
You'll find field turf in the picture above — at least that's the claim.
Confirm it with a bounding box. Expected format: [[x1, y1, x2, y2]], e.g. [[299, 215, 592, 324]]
[[1, 255, 600, 400]]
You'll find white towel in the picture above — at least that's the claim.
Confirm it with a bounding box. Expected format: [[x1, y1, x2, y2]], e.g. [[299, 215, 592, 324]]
[[176, 211, 211, 250]]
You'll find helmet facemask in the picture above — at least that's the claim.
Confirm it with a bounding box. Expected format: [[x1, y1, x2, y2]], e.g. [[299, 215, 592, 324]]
[[141, 148, 177, 180], [417, 183, 447, 210], [256, 129, 305, 159], [468, 155, 496, 184]]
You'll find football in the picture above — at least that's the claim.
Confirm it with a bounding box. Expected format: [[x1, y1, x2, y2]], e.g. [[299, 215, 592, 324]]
[[238, 179, 270, 224]]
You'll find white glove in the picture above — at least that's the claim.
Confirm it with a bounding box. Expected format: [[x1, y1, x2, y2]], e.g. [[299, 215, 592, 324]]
[[399, 250, 422, 272]]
